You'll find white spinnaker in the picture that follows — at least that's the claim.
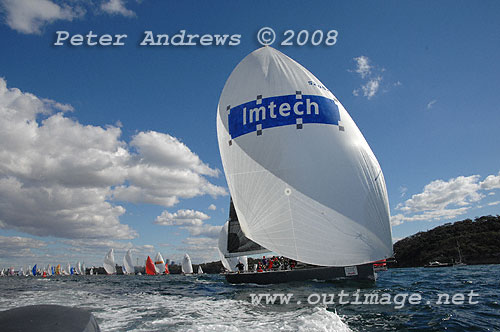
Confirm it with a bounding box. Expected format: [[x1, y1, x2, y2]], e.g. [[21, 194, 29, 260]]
[[181, 254, 193, 274], [103, 249, 116, 274], [154, 252, 166, 274], [217, 221, 249, 272], [216, 47, 393, 266], [123, 250, 135, 275]]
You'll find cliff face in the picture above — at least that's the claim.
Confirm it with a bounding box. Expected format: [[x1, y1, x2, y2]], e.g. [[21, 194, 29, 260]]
[[392, 215, 500, 267]]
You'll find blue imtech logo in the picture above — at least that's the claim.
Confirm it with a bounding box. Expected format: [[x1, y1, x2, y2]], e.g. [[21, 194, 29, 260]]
[[226, 92, 341, 140]]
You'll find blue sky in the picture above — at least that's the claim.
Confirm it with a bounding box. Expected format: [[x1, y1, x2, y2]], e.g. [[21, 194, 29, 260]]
[[0, 0, 499, 267]]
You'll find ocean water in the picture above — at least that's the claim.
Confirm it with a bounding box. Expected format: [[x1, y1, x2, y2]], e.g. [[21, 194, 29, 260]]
[[0, 265, 499, 331]]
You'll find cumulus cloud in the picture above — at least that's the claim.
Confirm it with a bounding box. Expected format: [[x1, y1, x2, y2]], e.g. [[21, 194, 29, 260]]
[[0, 0, 81, 34], [155, 209, 210, 226], [0, 78, 226, 240], [0, 235, 46, 258], [0, 0, 140, 35], [100, 0, 135, 17], [480, 171, 500, 190], [179, 237, 219, 263], [351, 56, 394, 100], [392, 173, 500, 226], [154, 209, 221, 239], [208, 204, 216, 211]]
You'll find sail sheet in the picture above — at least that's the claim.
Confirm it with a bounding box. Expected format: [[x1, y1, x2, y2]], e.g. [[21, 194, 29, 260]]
[[216, 47, 393, 266], [197, 266, 204, 274], [103, 249, 116, 274], [123, 250, 135, 275], [181, 254, 193, 274]]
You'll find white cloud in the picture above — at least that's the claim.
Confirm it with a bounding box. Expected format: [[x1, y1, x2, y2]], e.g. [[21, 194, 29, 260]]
[[488, 201, 500, 206], [0, 235, 46, 258], [480, 171, 500, 190], [100, 0, 135, 17], [0, 77, 226, 240], [427, 100, 437, 109], [360, 76, 381, 99], [155, 209, 210, 226], [351, 56, 387, 100], [208, 204, 216, 211], [154, 209, 222, 239], [0, 0, 81, 34], [179, 237, 219, 263], [399, 186, 408, 198], [392, 173, 500, 226], [184, 224, 221, 238], [0, 0, 141, 35], [353, 56, 371, 79]]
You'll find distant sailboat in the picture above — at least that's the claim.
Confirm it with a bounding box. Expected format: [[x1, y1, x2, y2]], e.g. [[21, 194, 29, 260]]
[[76, 262, 82, 275], [89, 267, 94, 275], [181, 254, 193, 274], [32, 265, 37, 276], [145, 256, 156, 275], [123, 250, 135, 275], [154, 252, 166, 274], [55, 264, 61, 275], [455, 241, 466, 266], [197, 266, 204, 274], [103, 249, 117, 275]]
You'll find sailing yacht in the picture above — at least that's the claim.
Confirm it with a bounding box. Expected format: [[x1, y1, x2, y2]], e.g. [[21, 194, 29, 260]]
[[216, 47, 393, 284]]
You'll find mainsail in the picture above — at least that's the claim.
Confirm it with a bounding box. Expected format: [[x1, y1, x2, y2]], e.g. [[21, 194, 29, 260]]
[[197, 266, 204, 274], [217, 221, 248, 272], [123, 250, 135, 275], [181, 254, 193, 274], [103, 249, 116, 274], [226, 198, 268, 257], [216, 47, 393, 267]]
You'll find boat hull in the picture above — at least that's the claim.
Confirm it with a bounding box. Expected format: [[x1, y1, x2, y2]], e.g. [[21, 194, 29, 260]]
[[225, 263, 375, 284]]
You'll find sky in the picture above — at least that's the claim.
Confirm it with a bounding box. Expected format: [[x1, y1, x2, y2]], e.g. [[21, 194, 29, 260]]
[[0, 0, 499, 268]]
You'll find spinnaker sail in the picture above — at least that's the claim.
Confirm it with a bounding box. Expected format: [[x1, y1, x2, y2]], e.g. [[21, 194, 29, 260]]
[[123, 250, 135, 275], [154, 252, 166, 274], [216, 47, 392, 267], [181, 254, 193, 274], [145, 256, 156, 275], [103, 249, 116, 274]]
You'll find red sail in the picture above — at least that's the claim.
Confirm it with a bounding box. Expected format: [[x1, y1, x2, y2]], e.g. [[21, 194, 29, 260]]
[[145, 256, 156, 275], [164, 264, 170, 275]]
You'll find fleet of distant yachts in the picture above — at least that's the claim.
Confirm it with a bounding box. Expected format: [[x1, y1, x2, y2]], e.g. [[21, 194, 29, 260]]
[[0, 248, 201, 277]]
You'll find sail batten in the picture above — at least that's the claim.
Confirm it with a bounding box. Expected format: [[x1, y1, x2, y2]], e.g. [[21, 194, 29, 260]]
[[217, 47, 393, 267]]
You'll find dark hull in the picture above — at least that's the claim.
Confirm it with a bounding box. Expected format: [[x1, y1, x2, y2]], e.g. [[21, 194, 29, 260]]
[[225, 263, 375, 284], [424, 263, 453, 268]]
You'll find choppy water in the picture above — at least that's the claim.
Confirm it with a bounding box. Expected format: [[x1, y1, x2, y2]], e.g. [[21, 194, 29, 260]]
[[1, 265, 499, 331]]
